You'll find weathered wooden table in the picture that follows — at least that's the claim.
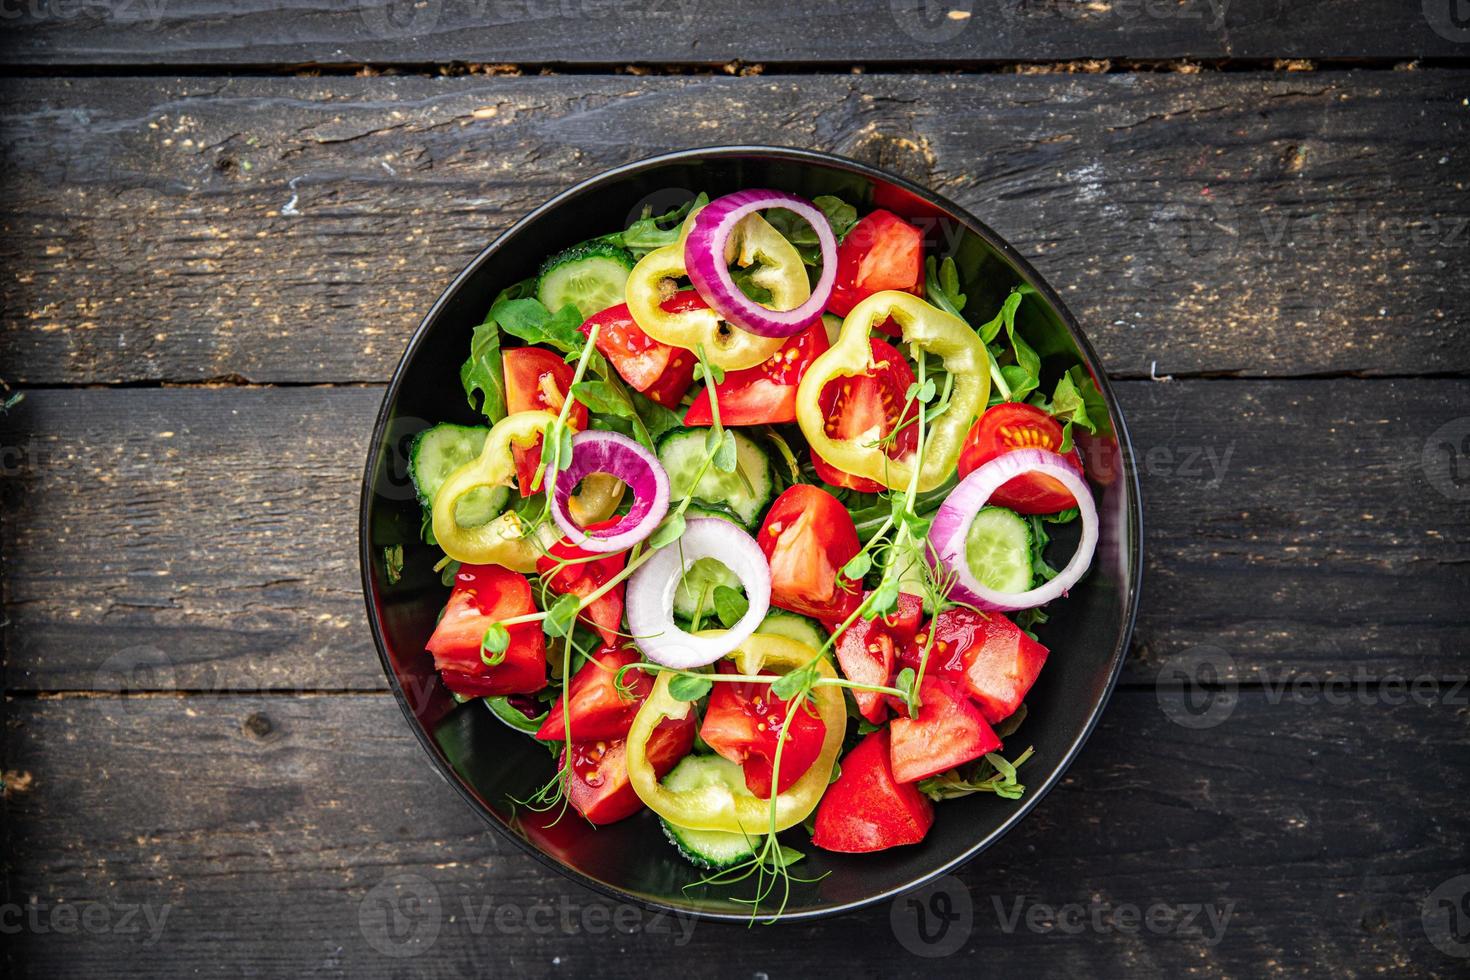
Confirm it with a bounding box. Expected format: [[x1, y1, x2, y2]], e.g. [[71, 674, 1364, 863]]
[[2, 4, 1467, 976]]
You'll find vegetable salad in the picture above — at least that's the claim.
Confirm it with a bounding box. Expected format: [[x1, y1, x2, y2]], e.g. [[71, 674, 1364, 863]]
[[398, 187, 1111, 919]]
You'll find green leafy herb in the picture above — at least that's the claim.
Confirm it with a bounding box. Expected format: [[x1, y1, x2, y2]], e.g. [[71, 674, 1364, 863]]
[[480, 622, 511, 666], [842, 551, 873, 581], [1027, 515, 1059, 584], [1042, 365, 1113, 440], [668, 672, 714, 702], [617, 192, 708, 255], [439, 559, 461, 588], [710, 428, 738, 473], [542, 593, 581, 639], [461, 315, 508, 421], [629, 389, 684, 443], [712, 585, 749, 628], [570, 379, 635, 418], [383, 544, 404, 586], [647, 512, 686, 550], [925, 255, 967, 317], [917, 747, 1034, 802], [491, 297, 586, 354]]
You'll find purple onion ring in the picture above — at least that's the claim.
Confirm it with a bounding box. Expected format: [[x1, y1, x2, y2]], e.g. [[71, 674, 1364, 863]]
[[550, 430, 670, 553]]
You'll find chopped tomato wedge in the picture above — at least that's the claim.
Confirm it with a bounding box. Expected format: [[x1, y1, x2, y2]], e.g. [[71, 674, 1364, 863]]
[[833, 592, 924, 723], [425, 564, 546, 697], [812, 339, 918, 493], [812, 728, 933, 852], [504, 346, 589, 496], [757, 485, 862, 623], [899, 607, 1049, 725], [684, 321, 829, 426], [888, 675, 1001, 784], [563, 714, 694, 825], [535, 518, 626, 646], [580, 293, 699, 409], [535, 645, 650, 742], [699, 661, 828, 799], [958, 402, 1084, 514], [826, 209, 925, 318]]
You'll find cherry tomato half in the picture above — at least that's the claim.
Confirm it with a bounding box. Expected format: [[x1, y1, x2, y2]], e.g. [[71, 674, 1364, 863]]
[[958, 402, 1084, 514], [827, 209, 925, 318], [812, 339, 918, 493], [581, 293, 700, 409]]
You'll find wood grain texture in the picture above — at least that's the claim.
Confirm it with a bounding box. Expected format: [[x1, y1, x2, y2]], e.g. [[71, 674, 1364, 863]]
[[0, 0, 1463, 68], [4, 690, 1465, 977], [1, 72, 1466, 385], [3, 379, 1466, 692]]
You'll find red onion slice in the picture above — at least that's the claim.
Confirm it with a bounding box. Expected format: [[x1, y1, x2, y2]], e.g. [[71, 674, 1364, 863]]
[[928, 448, 1098, 611], [684, 189, 838, 338], [625, 517, 772, 669], [550, 430, 670, 553]]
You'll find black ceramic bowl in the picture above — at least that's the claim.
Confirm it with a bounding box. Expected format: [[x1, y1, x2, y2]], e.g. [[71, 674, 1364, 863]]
[[359, 147, 1142, 921]]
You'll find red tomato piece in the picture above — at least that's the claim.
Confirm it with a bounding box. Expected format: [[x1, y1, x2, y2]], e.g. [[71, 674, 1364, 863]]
[[504, 347, 589, 496], [812, 339, 918, 493], [535, 519, 627, 646], [833, 592, 925, 723], [900, 608, 1049, 725], [580, 293, 700, 409], [425, 564, 546, 697], [684, 321, 830, 426], [827, 209, 925, 317], [534, 645, 651, 743], [958, 402, 1085, 514], [888, 675, 1002, 784], [699, 662, 828, 799], [757, 485, 863, 623], [563, 714, 695, 825], [812, 728, 934, 853]]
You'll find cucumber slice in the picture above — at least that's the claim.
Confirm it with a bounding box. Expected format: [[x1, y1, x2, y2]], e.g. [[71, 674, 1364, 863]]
[[964, 506, 1034, 594], [409, 423, 509, 527], [661, 819, 760, 870], [672, 557, 743, 621], [756, 609, 828, 652], [656, 427, 774, 528], [661, 752, 751, 794], [536, 241, 635, 319], [684, 504, 742, 524]]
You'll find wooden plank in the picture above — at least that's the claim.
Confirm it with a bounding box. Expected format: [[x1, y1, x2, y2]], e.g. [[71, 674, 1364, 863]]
[[3, 380, 1466, 692], [1, 72, 1465, 384], [4, 690, 1465, 977], [0, 1, 1461, 68]]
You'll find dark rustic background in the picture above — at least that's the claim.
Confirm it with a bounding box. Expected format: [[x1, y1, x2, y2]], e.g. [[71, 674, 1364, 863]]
[[2, 2, 1468, 976]]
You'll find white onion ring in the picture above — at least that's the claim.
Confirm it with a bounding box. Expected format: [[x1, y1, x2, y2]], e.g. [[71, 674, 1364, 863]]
[[550, 430, 670, 553], [683, 189, 838, 338], [625, 517, 772, 669], [928, 448, 1098, 611]]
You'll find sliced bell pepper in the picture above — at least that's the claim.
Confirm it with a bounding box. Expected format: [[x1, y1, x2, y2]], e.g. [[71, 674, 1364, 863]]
[[624, 634, 845, 835], [430, 411, 620, 570], [795, 291, 990, 492], [683, 320, 830, 426], [625, 209, 795, 371]]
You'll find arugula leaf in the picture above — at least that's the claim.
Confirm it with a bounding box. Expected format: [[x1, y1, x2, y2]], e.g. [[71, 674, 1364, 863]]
[[492, 297, 586, 354], [768, 194, 858, 249], [1045, 365, 1113, 439], [617, 191, 708, 256], [629, 389, 684, 443], [730, 265, 774, 304], [669, 672, 714, 702], [570, 379, 632, 418], [925, 255, 967, 317], [1027, 515, 1059, 584], [712, 585, 749, 629], [461, 314, 508, 421]]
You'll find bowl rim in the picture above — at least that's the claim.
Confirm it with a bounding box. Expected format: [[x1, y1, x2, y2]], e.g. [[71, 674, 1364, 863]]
[[358, 144, 1144, 922]]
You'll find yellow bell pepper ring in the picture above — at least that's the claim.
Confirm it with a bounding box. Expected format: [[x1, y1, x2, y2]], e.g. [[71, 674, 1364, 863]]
[[624, 634, 845, 835], [430, 411, 620, 571], [795, 290, 991, 492], [625, 210, 797, 372]]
